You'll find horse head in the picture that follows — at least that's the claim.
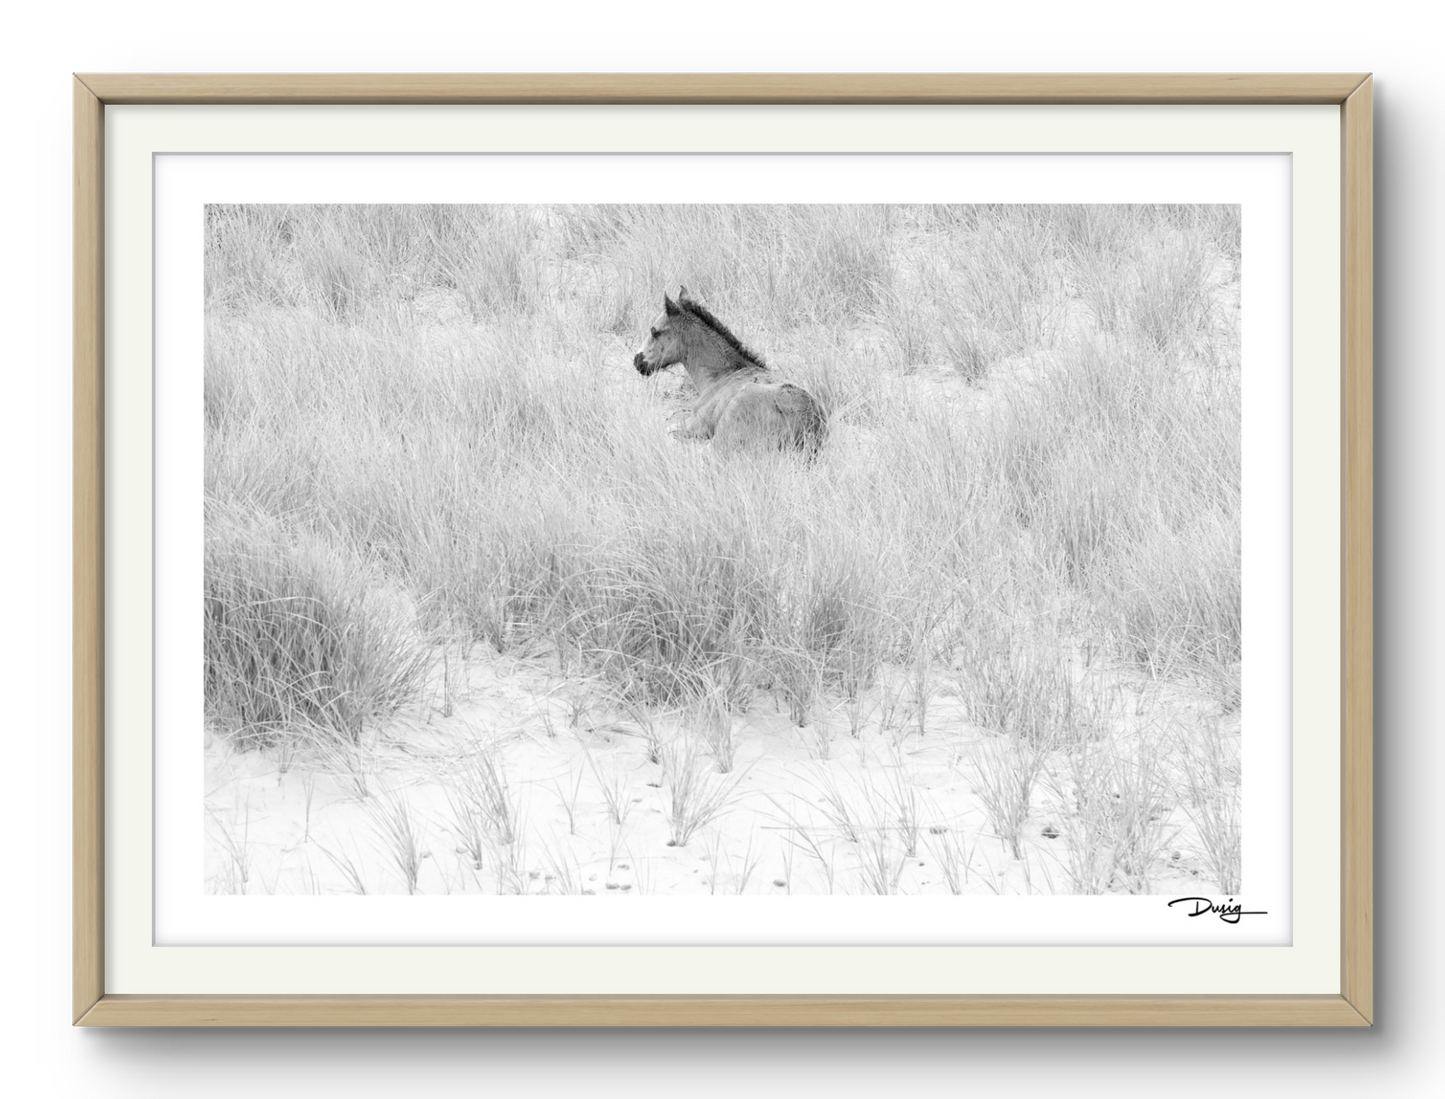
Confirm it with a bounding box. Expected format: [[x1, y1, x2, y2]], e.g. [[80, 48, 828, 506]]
[[633, 290, 689, 376]]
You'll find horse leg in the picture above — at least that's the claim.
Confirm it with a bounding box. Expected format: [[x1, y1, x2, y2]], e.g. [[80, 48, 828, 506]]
[[668, 411, 712, 440]]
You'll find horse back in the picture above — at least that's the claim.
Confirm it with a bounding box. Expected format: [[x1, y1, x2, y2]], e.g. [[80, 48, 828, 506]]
[[715, 378, 827, 456]]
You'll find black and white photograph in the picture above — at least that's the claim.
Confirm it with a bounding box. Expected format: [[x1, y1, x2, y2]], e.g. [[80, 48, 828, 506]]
[[202, 200, 1244, 902]]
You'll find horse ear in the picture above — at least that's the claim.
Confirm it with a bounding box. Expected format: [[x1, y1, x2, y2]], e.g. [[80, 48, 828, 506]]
[[678, 284, 691, 302], [664, 294, 680, 316]]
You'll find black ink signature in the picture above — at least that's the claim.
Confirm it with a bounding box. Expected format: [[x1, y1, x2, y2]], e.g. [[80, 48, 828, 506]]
[[1167, 897, 1268, 924]]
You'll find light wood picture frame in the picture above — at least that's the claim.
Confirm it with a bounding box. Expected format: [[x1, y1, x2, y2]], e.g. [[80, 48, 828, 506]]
[[73, 73, 1373, 1027]]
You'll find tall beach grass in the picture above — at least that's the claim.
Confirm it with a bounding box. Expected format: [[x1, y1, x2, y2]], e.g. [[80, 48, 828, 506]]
[[205, 203, 1241, 758]]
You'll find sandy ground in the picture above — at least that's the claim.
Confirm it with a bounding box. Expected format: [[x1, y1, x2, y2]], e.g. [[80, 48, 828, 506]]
[[205, 639, 1235, 897]]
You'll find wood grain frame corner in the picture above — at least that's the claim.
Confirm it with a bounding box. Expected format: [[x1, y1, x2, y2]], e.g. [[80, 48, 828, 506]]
[[71, 72, 1374, 1028]]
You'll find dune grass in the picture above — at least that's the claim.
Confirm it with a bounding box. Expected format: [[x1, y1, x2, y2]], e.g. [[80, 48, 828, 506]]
[[204, 202, 1241, 892]]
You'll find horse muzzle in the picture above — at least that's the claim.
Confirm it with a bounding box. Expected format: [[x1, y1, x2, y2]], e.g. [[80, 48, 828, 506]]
[[633, 353, 656, 376]]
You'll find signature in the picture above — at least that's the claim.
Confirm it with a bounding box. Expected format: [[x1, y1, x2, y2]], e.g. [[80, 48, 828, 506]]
[[1167, 897, 1268, 924]]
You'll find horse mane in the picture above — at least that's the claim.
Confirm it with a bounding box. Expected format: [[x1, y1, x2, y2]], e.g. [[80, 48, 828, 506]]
[[680, 298, 767, 370]]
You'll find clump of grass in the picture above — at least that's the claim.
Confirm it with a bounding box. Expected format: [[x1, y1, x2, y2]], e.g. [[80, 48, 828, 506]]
[[930, 206, 1069, 376], [1046, 725, 1179, 894], [938, 315, 996, 384], [803, 768, 863, 845], [857, 826, 908, 895], [615, 694, 665, 764], [881, 756, 923, 858], [1176, 720, 1242, 893], [206, 803, 252, 895], [560, 513, 772, 707], [840, 691, 873, 741], [784, 337, 891, 427], [1044, 733, 1122, 894], [919, 255, 995, 383], [688, 671, 739, 773], [760, 533, 889, 726], [794, 206, 897, 322], [1104, 732, 1178, 893], [365, 787, 424, 894], [447, 784, 488, 872], [1102, 513, 1241, 681], [898, 587, 958, 740], [205, 205, 300, 314], [271, 735, 298, 778], [764, 641, 828, 730], [869, 674, 914, 742], [311, 726, 375, 800], [1068, 206, 1235, 362], [967, 730, 1054, 861], [1127, 234, 1215, 355], [660, 736, 746, 848], [301, 232, 372, 321], [448, 738, 521, 877], [924, 823, 976, 895], [958, 616, 1076, 744], [204, 507, 430, 746], [454, 741, 519, 846], [1053, 203, 1134, 263], [435, 207, 539, 318], [877, 285, 933, 371], [585, 751, 636, 827]]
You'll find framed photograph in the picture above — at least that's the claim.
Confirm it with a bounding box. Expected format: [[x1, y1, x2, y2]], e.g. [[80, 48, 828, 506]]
[[73, 74, 1372, 1026]]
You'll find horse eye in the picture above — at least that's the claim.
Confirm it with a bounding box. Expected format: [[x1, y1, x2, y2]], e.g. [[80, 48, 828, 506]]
[[650, 327, 662, 339]]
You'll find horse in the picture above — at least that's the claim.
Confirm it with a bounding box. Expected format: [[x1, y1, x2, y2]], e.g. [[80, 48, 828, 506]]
[[633, 287, 827, 456]]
